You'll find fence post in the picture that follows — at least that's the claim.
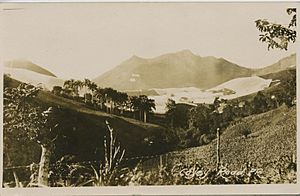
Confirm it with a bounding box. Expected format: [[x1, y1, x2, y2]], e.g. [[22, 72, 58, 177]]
[[159, 155, 163, 169], [165, 153, 168, 168], [216, 128, 220, 169]]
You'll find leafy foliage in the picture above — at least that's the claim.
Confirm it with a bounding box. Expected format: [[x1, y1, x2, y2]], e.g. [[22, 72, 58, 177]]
[[91, 121, 125, 186], [255, 8, 296, 50], [4, 83, 59, 147], [165, 98, 176, 127], [3, 83, 62, 186]]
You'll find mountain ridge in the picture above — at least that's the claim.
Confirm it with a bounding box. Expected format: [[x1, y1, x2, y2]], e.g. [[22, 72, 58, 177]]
[[4, 60, 57, 77], [255, 53, 296, 76], [93, 51, 295, 91], [93, 50, 253, 90]]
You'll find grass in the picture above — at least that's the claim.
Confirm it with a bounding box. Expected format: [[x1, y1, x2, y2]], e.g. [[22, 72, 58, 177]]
[[36, 90, 168, 157], [142, 105, 296, 175]]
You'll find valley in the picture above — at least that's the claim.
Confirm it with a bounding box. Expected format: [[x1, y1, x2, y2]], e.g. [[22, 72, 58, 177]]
[[3, 51, 297, 187]]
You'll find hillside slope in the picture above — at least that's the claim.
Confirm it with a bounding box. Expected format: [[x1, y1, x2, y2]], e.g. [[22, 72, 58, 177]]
[[3, 76, 170, 164], [165, 105, 296, 170], [254, 53, 296, 76], [94, 50, 252, 90]]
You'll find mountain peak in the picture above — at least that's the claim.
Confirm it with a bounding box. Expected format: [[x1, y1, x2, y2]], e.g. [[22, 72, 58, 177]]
[[131, 55, 141, 59], [126, 55, 146, 62], [152, 49, 197, 61], [161, 49, 197, 59], [94, 49, 254, 90], [176, 49, 194, 56]]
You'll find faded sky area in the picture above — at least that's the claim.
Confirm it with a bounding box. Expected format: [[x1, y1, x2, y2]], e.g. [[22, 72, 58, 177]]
[[0, 2, 297, 79]]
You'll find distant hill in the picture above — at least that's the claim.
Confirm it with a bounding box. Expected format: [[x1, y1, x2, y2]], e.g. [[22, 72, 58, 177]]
[[93, 50, 253, 90], [3, 60, 63, 91], [254, 53, 296, 76], [4, 67, 64, 91], [4, 60, 57, 77]]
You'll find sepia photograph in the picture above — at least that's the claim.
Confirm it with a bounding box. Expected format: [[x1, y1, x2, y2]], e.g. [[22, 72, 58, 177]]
[[0, 1, 299, 195]]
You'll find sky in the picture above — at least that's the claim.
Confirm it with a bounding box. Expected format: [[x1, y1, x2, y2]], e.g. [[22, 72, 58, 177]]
[[0, 2, 298, 80]]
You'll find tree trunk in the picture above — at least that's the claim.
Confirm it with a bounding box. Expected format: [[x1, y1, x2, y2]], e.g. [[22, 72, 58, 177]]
[[143, 111, 147, 123], [106, 100, 109, 113], [91, 93, 94, 104], [139, 110, 142, 121], [111, 101, 114, 114], [38, 145, 51, 186], [100, 102, 103, 110], [84, 86, 87, 103]]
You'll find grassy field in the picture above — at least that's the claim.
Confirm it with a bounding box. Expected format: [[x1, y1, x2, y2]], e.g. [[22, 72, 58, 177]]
[[141, 105, 296, 182]]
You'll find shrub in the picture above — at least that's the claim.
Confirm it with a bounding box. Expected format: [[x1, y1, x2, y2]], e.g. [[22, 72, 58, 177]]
[[90, 121, 125, 186], [236, 123, 251, 138]]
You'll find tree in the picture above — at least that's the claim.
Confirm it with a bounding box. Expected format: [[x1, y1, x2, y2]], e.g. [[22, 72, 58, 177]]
[[102, 88, 118, 113], [236, 123, 251, 139], [94, 87, 105, 109], [210, 97, 229, 131], [253, 91, 268, 114], [88, 81, 98, 104], [4, 83, 60, 186], [114, 92, 129, 114], [255, 8, 296, 50], [138, 95, 155, 123], [63, 79, 79, 98], [165, 98, 176, 128], [52, 86, 63, 96], [188, 104, 211, 134], [74, 80, 84, 97], [129, 96, 140, 119], [83, 78, 92, 103]]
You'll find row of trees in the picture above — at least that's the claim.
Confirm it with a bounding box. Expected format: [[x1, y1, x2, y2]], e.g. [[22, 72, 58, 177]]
[[52, 79, 156, 123]]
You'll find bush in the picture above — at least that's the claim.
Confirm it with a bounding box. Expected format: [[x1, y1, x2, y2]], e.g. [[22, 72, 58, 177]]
[[236, 123, 251, 138]]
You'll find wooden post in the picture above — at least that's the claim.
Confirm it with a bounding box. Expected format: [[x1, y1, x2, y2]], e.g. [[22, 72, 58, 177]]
[[165, 154, 168, 168], [216, 128, 220, 169], [159, 155, 163, 169]]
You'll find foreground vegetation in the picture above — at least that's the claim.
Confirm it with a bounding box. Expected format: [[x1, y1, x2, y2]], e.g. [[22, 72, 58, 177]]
[[3, 66, 297, 187]]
